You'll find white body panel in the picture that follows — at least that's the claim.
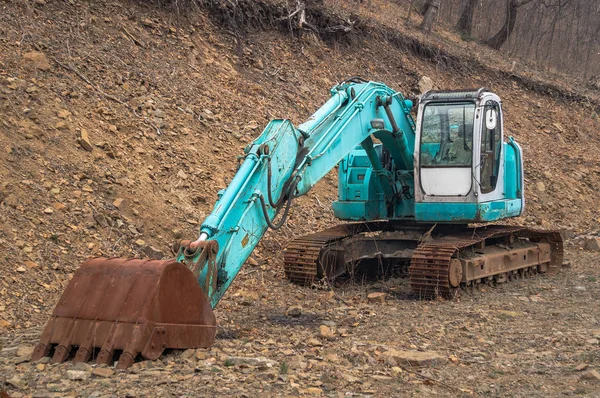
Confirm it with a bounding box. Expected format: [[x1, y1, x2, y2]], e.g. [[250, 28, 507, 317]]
[[420, 168, 472, 196]]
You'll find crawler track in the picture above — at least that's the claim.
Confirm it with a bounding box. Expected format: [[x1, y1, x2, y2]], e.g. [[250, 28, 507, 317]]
[[409, 226, 563, 298], [284, 223, 564, 297], [283, 222, 388, 284]]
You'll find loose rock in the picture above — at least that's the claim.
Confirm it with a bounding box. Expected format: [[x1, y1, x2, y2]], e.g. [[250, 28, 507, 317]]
[[304, 387, 323, 396], [246, 256, 259, 267], [318, 325, 336, 341], [418, 76, 434, 93], [57, 109, 72, 119], [391, 366, 403, 376], [17, 346, 34, 357], [23, 51, 51, 71], [367, 292, 386, 304], [79, 129, 94, 152], [92, 367, 114, 378], [536, 181, 546, 192], [181, 348, 196, 360], [384, 349, 445, 367], [286, 305, 302, 317], [7, 376, 27, 390], [584, 237, 600, 252], [580, 370, 600, 382], [575, 363, 589, 371], [225, 356, 276, 369], [66, 369, 91, 381], [142, 245, 165, 259]]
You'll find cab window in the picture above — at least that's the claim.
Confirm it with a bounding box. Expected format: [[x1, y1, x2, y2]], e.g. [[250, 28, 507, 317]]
[[420, 102, 475, 167]]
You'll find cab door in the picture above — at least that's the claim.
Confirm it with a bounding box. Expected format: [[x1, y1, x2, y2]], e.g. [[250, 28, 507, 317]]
[[477, 99, 504, 201]]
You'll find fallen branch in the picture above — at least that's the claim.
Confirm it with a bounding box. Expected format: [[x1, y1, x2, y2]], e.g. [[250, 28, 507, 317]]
[[323, 20, 354, 33], [281, 0, 319, 34], [121, 25, 146, 48], [297, 4, 319, 34], [397, 364, 471, 393], [281, 4, 302, 20], [188, 63, 201, 73]]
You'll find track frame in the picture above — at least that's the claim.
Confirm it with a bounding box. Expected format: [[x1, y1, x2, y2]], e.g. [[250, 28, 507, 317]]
[[284, 222, 563, 298]]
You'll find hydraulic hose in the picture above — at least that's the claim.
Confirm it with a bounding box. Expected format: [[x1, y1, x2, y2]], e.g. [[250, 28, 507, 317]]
[[258, 178, 297, 230], [267, 156, 292, 209]]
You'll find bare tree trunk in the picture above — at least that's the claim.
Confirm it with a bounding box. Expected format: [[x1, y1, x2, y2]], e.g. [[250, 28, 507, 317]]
[[523, 7, 539, 60], [455, 0, 477, 35], [559, 9, 574, 72], [584, 18, 600, 79], [406, 0, 414, 24], [485, 0, 531, 50], [570, 0, 582, 75], [420, 0, 432, 15], [420, 0, 441, 32], [544, 3, 563, 65]]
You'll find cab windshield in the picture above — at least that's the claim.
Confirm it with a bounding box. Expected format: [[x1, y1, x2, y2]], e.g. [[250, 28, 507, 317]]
[[420, 102, 475, 167]]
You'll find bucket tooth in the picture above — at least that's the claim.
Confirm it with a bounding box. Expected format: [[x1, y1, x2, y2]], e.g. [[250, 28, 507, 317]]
[[73, 346, 91, 363], [32, 257, 217, 368], [51, 318, 78, 363], [95, 321, 120, 365], [32, 317, 55, 361], [31, 343, 50, 361], [116, 352, 136, 370], [51, 345, 71, 363], [96, 348, 114, 366], [73, 322, 95, 363], [116, 325, 146, 369]]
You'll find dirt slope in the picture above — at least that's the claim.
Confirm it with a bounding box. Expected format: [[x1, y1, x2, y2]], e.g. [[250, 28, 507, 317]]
[[1, 0, 600, 396]]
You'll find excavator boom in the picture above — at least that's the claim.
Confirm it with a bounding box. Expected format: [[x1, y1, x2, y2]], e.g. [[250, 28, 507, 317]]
[[175, 79, 416, 307]]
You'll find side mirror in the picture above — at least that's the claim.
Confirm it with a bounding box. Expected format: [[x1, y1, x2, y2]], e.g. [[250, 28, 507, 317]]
[[485, 109, 497, 130]]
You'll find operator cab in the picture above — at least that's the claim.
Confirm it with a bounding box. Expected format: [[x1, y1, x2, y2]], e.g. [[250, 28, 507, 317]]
[[414, 88, 524, 222]]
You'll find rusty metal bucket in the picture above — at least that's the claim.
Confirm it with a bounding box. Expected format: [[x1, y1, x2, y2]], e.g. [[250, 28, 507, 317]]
[[32, 257, 216, 369]]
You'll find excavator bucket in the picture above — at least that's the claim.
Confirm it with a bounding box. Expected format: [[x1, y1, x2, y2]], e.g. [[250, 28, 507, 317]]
[[32, 257, 216, 369]]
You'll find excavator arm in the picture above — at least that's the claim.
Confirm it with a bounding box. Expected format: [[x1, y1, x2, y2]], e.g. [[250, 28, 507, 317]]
[[33, 79, 417, 369], [176, 78, 416, 307]]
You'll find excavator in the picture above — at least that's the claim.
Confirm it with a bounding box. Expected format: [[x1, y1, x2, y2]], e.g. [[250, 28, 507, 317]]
[[32, 78, 563, 369]]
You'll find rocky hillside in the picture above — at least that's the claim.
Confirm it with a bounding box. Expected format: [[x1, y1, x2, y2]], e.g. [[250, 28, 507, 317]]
[[1, 0, 600, 396], [1, 0, 599, 346]]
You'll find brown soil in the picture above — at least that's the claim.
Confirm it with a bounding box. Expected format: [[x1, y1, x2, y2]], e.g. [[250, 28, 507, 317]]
[[1, 0, 599, 396]]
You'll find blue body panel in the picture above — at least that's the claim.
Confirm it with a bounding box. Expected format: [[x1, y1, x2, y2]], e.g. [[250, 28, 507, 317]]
[[503, 139, 523, 201], [333, 146, 386, 220], [333, 144, 415, 220], [414, 199, 522, 223]]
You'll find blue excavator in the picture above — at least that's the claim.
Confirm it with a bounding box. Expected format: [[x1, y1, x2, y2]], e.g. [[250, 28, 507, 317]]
[[33, 78, 563, 368]]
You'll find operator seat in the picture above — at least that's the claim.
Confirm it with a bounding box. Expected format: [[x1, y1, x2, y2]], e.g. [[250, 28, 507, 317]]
[[448, 124, 473, 165]]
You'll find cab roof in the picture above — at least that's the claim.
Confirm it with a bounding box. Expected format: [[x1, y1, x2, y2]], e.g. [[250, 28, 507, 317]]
[[420, 88, 489, 102]]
